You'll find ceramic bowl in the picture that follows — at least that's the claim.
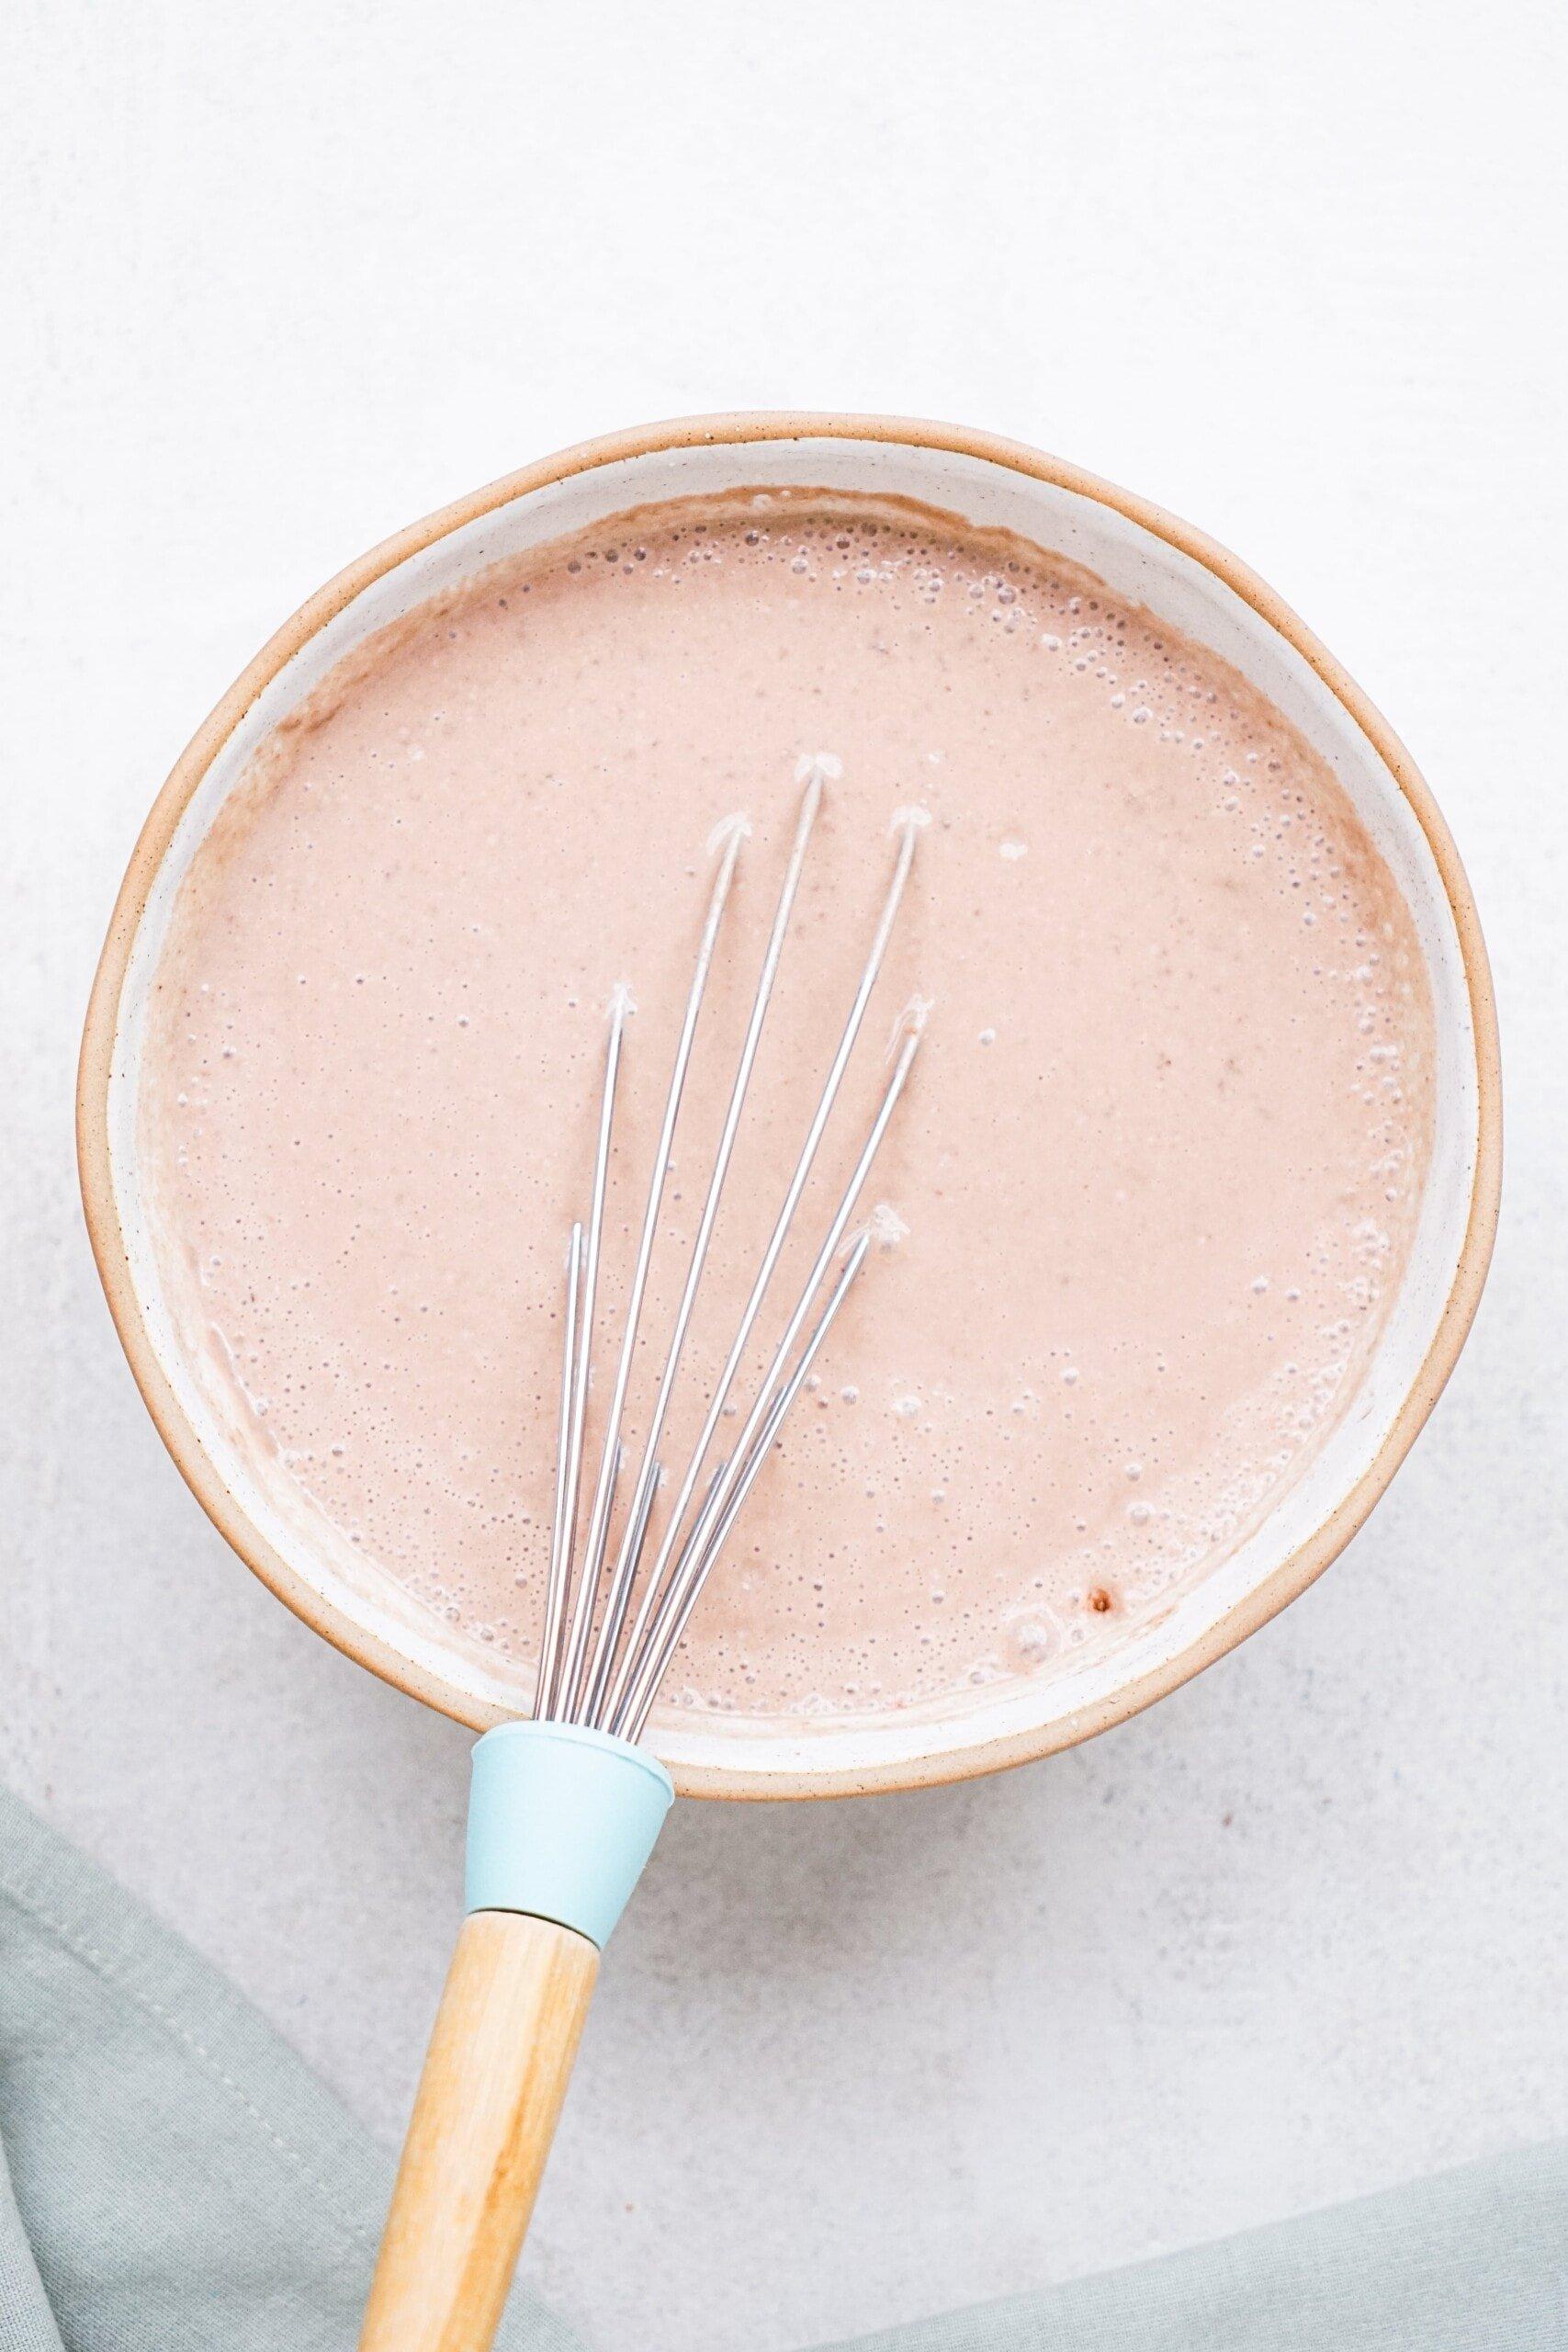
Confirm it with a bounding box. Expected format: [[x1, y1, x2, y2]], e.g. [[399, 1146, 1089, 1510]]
[[77, 413, 1501, 1797]]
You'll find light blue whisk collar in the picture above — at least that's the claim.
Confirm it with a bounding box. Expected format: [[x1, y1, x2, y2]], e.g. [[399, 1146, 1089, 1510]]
[[464, 1719, 674, 1949]]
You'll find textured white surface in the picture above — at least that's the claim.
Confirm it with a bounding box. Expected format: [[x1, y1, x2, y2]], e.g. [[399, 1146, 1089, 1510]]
[[3, 6, 1564, 2349]]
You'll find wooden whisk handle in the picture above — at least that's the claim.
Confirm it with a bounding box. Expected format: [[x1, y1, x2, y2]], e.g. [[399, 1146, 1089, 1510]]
[[359, 1910, 598, 2352]]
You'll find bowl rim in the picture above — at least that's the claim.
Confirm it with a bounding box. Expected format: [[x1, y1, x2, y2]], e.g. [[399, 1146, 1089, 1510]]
[[75, 409, 1503, 1800]]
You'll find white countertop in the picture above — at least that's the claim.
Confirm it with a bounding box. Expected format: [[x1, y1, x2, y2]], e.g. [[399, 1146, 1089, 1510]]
[[5, 6, 1564, 2347]]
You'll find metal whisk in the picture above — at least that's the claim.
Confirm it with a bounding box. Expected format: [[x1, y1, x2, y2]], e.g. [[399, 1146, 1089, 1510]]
[[535, 761, 925, 1742], [361, 762, 925, 2352]]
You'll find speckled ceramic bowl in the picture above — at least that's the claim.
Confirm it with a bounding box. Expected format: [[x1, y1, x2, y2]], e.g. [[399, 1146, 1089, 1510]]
[[78, 413, 1500, 1797]]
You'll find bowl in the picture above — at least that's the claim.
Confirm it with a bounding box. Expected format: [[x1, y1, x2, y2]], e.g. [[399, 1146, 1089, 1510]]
[[77, 412, 1501, 1798]]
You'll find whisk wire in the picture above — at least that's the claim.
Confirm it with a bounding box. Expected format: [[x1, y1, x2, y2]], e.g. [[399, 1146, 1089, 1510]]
[[536, 785, 923, 1736], [537, 987, 624, 1716], [554, 823, 747, 1718], [594, 809, 924, 1730], [575, 776, 823, 1724], [534, 1221, 583, 1721], [607, 1023, 918, 1737], [619, 1227, 872, 1742]]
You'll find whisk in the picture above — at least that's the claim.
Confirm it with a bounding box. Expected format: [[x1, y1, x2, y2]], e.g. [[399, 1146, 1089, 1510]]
[[360, 766, 925, 2352]]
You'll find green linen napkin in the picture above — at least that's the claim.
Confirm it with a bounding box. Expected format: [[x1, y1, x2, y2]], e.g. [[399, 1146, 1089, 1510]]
[[0, 1784, 578, 2352], [3, 1780, 1562, 2351]]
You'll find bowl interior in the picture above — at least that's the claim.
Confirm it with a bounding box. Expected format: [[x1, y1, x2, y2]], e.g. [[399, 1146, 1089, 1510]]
[[97, 424, 1487, 1794]]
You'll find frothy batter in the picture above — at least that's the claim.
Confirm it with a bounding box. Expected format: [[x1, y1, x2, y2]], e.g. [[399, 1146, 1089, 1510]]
[[140, 490, 1434, 1724]]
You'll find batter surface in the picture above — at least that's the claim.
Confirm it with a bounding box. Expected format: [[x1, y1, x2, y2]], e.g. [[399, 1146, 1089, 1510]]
[[140, 491, 1434, 1723]]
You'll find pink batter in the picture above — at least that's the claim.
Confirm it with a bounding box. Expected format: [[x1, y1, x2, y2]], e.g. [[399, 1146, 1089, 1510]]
[[141, 490, 1434, 1723]]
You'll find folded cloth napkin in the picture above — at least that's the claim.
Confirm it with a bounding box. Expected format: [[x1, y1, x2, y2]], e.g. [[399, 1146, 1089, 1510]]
[[3, 1781, 1563, 2352]]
